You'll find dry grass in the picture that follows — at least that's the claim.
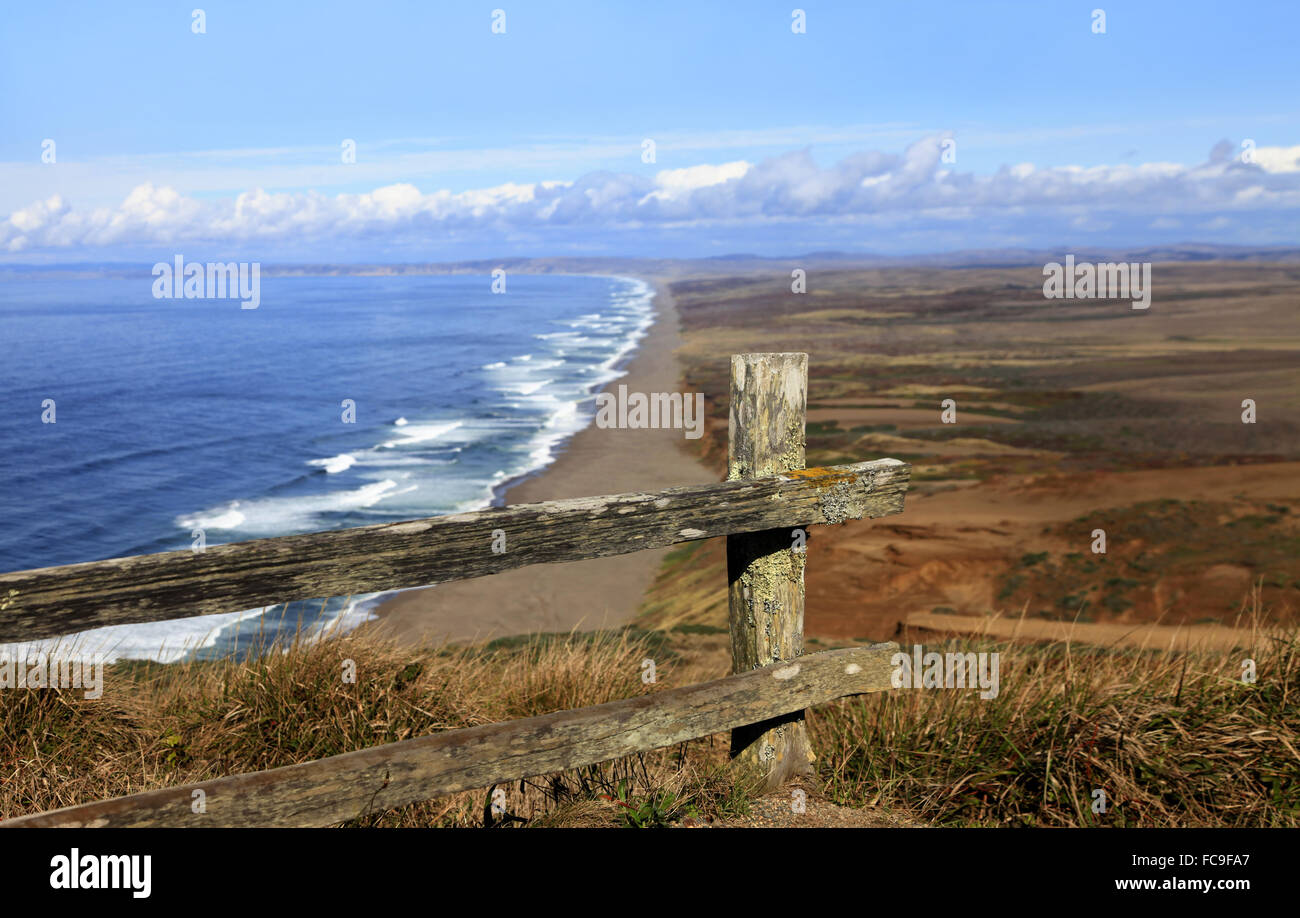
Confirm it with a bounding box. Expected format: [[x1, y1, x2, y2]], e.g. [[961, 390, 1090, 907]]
[[637, 550, 1300, 827], [5, 595, 1295, 828], [812, 597, 1299, 827], [0, 626, 751, 827]]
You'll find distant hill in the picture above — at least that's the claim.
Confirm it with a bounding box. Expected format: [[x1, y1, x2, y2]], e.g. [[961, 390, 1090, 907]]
[[2, 243, 1297, 281]]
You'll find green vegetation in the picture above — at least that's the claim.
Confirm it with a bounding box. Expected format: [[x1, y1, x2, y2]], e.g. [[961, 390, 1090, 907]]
[[993, 498, 1300, 622], [602, 781, 700, 828]]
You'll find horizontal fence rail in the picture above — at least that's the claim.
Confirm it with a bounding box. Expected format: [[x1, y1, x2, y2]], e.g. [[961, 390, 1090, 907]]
[[0, 458, 909, 643], [1, 643, 899, 828]]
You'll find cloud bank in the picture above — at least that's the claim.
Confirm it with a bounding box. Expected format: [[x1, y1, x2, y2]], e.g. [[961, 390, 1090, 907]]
[[4, 136, 1298, 257]]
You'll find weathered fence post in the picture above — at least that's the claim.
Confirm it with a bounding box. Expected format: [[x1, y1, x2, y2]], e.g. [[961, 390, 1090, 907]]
[[726, 352, 814, 790]]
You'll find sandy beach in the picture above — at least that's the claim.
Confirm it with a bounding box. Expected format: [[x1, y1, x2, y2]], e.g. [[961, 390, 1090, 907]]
[[366, 278, 716, 646]]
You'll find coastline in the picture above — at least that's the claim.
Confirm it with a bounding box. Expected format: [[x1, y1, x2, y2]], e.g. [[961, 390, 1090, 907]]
[[365, 277, 716, 647]]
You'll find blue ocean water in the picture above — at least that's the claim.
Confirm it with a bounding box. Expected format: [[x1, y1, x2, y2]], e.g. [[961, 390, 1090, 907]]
[[0, 272, 653, 661]]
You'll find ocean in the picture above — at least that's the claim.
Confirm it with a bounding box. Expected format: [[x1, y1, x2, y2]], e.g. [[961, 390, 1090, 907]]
[[0, 271, 653, 662]]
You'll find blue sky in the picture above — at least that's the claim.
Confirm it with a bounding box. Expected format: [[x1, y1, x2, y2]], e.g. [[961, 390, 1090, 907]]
[[2, 0, 1297, 262]]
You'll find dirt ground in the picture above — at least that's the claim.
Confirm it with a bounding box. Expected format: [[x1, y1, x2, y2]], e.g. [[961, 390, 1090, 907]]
[[806, 461, 1300, 643], [693, 777, 925, 828]]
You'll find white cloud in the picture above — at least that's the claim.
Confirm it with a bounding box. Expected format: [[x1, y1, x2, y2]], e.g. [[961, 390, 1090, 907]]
[[3, 136, 1297, 254], [1255, 144, 1300, 173], [641, 160, 751, 204]]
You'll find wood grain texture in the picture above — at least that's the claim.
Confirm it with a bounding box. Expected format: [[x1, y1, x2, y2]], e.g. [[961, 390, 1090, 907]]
[[726, 353, 815, 787], [0, 459, 909, 642], [1, 643, 900, 828]]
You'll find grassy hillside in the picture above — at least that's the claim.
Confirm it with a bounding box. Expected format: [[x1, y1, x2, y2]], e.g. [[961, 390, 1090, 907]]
[[5, 608, 1294, 826]]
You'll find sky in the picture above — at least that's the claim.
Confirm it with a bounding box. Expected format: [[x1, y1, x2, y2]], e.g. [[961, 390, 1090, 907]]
[[1, 0, 1297, 263]]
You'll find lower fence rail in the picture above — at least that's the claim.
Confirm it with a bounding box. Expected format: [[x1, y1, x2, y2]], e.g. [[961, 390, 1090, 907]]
[[1, 643, 898, 828]]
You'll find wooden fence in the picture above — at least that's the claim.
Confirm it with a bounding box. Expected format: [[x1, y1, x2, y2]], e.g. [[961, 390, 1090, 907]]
[[0, 353, 911, 827]]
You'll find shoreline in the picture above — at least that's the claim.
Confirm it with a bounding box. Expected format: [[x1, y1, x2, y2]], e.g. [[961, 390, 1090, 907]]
[[479, 274, 655, 510], [364, 277, 716, 647]]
